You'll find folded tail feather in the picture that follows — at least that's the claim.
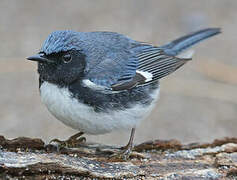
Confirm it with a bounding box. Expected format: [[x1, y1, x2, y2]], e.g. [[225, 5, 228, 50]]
[[161, 28, 221, 56]]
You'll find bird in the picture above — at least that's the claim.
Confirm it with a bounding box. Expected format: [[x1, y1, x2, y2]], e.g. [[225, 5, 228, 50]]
[[27, 28, 221, 158]]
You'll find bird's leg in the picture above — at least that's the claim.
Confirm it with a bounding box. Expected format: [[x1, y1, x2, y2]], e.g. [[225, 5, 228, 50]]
[[50, 132, 86, 149], [110, 128, 136, 160], [121, 128, 135, 152], [65, 132, 86, 148]]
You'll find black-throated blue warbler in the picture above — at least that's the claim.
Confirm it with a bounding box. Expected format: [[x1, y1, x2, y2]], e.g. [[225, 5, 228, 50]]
[[27, 28, 220, 158]]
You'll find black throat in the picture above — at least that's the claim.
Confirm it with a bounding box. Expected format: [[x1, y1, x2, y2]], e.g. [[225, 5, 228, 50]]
[[37, 49, 86, 87]]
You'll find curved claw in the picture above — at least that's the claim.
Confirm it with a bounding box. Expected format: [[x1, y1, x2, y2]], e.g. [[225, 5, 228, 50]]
[[66, 136, 86, 148], [109, 146, 133, 161], [47, 132, 86, 151]]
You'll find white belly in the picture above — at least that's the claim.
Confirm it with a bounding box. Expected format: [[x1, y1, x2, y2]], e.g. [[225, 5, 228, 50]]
[[40, 82, 160, 134]]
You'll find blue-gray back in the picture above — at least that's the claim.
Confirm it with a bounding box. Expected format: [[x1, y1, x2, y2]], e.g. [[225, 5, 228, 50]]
[[41, 28, 220, 89]]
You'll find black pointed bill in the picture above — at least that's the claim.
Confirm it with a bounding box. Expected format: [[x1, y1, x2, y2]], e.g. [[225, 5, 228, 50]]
[[27, 53, 54, 63]]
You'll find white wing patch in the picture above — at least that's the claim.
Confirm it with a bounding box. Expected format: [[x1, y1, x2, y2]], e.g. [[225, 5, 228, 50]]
[[136, 70, 153, 82], [177, 49, 195, 59]]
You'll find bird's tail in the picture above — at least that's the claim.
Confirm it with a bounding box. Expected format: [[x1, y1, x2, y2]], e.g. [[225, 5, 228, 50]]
[[161, 28, 221, 56]]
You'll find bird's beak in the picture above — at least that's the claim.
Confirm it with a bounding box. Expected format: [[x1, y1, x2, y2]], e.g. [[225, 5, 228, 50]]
[[27, 53, 53, 63]]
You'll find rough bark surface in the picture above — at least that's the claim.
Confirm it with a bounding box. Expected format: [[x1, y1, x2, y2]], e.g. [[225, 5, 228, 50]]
[[1, 135, 237, 179]]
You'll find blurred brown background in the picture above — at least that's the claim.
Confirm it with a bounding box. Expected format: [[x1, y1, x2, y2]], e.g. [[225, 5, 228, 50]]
[[0, 0, 236, 145]]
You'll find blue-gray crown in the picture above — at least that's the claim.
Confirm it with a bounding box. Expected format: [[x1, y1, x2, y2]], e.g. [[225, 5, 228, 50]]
[[41, 30, 82, 55]]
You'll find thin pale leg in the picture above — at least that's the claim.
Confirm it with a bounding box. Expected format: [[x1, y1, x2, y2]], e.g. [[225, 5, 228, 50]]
[[121, 128, 135, 151], [110, 128, 136, 160]]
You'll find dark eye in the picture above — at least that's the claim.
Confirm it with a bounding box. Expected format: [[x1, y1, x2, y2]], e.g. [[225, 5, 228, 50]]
[[63, 54, 72, 63]]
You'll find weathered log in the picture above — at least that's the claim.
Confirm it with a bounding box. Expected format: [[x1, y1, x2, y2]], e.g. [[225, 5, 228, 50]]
[[0, 136, 237, 179]]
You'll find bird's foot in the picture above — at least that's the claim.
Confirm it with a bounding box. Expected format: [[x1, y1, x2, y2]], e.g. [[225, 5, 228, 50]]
[[47, 132, 86, 151], [109, 144, 133, 161], [109, 128, 138, 161], [108, 148, 147, 161]]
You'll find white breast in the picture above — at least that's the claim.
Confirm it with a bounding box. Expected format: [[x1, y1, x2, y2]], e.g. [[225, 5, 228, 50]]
[[40, 82, 160, 135]]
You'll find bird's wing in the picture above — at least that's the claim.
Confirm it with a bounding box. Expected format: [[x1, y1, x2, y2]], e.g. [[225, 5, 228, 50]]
[[136, 45, 191, 84], [85, 50, 138, 90], [84, 44, 190, 92], [110, 45, 191, 91]]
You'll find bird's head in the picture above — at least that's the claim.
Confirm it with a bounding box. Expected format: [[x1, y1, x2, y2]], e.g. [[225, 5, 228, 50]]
[[27, 31, 86, 86]]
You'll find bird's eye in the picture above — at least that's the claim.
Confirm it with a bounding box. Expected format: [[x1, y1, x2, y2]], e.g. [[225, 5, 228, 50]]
[[63, 54, 72, 63]]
